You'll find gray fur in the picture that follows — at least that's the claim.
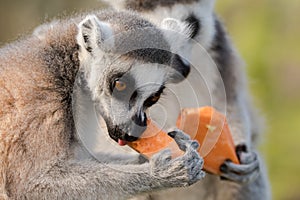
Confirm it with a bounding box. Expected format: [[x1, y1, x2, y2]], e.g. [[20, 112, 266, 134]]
[[103, 0, 271, 199], [103, 0, 201, 11], [0, 10, 204, 199], [125, 0, 200, 11]]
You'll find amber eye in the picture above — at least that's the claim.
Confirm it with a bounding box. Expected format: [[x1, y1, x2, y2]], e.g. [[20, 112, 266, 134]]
[[151, 94, 160, 102], [114, 79, 127, 91], [143, 92, 161, 108]]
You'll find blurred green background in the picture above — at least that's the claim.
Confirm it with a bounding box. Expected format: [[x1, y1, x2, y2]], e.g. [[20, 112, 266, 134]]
[[0, 0, 299, 199]]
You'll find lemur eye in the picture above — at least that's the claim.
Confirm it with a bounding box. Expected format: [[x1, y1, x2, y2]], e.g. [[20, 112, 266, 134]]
[[114, 79, 127, 92], [144, 91, 162, 108], [151, 93, 160, 102]]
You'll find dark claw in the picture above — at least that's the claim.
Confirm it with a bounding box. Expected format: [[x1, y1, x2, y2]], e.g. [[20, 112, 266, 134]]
[[220, 176, 229, 181], [220, 164, 228, 173], [168, 130, 192, 151], [236, 144, 247, 161], [168, 131, 177, 138], [236, 144, 248, 153]]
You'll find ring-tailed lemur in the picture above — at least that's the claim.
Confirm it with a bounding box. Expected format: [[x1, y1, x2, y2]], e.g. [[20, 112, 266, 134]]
[[102, 0, 271, 199], [0, 10, 205, 199]]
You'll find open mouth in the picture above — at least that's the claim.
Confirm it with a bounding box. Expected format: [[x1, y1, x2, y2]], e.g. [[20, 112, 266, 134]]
[[117, 134, 138, 146], [103, 106, 150, 146], [106, 124, 140, 146], [105, 113, 148, 146], [117, 134, 139, 146]]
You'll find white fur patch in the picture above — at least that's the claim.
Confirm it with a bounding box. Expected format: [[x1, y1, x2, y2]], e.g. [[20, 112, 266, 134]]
[[131, 63, 167, 98], [161, 18, 191, 53]]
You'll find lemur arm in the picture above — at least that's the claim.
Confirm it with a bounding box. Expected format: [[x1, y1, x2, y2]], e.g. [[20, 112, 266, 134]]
[[20, 130, 204, 200]]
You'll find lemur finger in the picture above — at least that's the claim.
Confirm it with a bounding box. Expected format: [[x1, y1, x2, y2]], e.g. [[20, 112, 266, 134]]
[[220, 169, 260, 184], [185, 145, 202, 164], [239, 151, 257, 165], [168, 129, 191, 141], [187, 158, 205, 185], [168, 131, 195, 151], [189, 169, 205, 185], [184, 140, 200, 151], [221, 159, 259, 174], [168, 129, 199, 151], [197, 170, 206, 181], [191, 158, 204, 174]]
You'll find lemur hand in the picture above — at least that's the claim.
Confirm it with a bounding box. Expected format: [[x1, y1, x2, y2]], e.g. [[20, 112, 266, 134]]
[[150, 129, 205, 187], [220, 144, 260, 184]]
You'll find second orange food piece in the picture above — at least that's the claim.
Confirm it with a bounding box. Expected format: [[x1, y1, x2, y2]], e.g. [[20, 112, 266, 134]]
[[128, 106, 240, 175]]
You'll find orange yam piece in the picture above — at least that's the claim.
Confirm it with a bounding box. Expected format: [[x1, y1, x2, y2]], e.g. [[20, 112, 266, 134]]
[[128, 106, 239, 175], [177, 107, 240, 174], [128, 120, 183, 158]]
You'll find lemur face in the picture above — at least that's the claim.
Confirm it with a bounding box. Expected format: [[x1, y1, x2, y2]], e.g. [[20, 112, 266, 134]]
[[98, 60, 169, 143], [77, 15, 190, 144]]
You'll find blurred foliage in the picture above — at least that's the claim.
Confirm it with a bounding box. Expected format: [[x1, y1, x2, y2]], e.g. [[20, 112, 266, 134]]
[[0, 0, 300, 199], [0, 0, 105, 45]]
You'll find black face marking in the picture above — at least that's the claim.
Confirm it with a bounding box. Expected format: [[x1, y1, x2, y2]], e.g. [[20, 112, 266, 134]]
[[129, 91, 138, 110], [131, 112, 147, 127], [109, 73, 137, 104], [185, 14, 201, 39], [124, 49, 172, 65], [143, 86, 165, 108], [169, 54, 191, 83]]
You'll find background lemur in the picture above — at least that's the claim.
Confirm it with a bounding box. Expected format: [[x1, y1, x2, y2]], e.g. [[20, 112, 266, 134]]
[[0, 10, 205, 199], [102, 0, 271, 199]]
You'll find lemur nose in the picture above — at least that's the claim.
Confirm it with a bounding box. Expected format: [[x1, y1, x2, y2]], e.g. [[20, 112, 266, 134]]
[[131, 112, 147, 127]]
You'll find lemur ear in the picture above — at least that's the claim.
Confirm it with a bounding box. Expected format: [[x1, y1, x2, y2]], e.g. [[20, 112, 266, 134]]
[[77, 15, 114, 55], [161, 18, 191, 53], [161, 18, 191, 38]]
